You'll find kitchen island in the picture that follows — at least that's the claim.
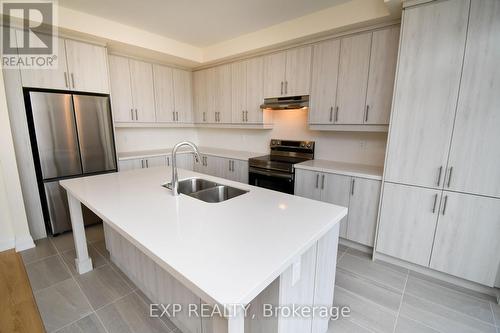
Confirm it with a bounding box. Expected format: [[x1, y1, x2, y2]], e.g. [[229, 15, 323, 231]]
[[60, 167, 347, 333]]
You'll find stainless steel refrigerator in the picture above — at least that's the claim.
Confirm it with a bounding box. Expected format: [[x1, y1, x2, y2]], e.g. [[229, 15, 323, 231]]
[[26, 91, 117, 234]]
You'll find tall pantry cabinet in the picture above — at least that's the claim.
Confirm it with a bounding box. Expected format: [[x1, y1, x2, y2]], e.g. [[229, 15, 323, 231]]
[[376, 0, 500, 287]]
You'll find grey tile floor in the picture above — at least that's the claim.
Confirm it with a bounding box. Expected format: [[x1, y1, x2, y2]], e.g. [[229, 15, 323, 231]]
[[21, 226, 500, 333]]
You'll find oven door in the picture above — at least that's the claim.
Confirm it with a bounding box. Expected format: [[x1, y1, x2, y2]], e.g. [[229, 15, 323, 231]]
[[248, 167, 294, 194]]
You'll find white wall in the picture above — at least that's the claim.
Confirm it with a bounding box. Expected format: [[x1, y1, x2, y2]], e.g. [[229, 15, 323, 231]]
[[197, 109, 387, 165], [118, 109, 388, 166], [114, 128, 198, 152], [0, 70, 34, 252]]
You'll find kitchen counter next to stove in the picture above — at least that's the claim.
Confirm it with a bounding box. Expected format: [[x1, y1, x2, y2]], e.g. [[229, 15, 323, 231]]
[[294, 159, 384, 181], [118, 146, 263, 161]]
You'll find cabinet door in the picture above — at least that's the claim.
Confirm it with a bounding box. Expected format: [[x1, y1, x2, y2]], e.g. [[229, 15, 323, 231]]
[[153, 64, 175, 122], [365, 27, 400, 125], [376, 183, 441, 266], [285, 46, 312, 96], [430, 192, 500, 286], [129, 59, 156, 122], [321, 173, 351, 238], [205, 155, 223, 177], [294, 169, 322, 201], [176, 153, 194, 170], [346, 178, 381, 246], [309, 39, 341, 124], [233, 159, 248, 184], [231, 61, 246, 124], [446, 0, 500, 198], [145, 156, 166, 168], [19, 33, 69, 90], [245, 57, 265, 123], [263, 51, 286, 98], [193, 70, 208, 123], [214, 64, 232, 123], [336, 32, 371, 124], [118, 159, 142, 171], [384, 0, 469, 188], [108, 55, 134, 122], [173, 69, 193, 123], [205, 67, 217, 123], [64, 39, 109, 93]]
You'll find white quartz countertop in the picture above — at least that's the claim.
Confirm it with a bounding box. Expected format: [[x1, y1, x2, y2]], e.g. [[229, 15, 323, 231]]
[[60, 167, 347, 306], [118, 146, 263, 161], [294, 159, 384, 180]]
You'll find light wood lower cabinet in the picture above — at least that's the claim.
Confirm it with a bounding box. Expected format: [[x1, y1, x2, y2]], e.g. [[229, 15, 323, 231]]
[[118, 156, 166, 171], [195, 155, 249, 184], [376, 183, 440, 266], [294, 169, 381, 246], [429, 192, 500, 287]]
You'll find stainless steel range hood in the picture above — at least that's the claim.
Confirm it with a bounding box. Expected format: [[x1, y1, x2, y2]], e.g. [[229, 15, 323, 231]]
[[260, 95, 309, 110]]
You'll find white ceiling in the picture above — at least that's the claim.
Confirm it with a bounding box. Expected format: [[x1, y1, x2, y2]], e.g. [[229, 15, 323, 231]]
[[58, 0, 350, 47]]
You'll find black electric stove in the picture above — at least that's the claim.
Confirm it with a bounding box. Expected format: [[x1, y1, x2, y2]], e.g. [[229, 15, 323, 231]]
[[248, 139, 315, 194]]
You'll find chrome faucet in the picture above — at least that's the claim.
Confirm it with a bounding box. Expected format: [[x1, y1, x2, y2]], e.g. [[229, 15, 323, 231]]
[[171, 141, 201, 196]]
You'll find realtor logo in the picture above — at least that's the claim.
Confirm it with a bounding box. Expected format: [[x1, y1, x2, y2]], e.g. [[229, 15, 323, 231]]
[[1, 0, 58, 68]]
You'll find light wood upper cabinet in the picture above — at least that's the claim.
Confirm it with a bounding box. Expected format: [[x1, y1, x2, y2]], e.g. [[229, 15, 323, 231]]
[[346, 178, 381, 247], [309, 39, 341, 124], [193, 70, 208, 123], [232, 57, 265, 124], [445, 0, 500, 198], [108, 55, 134, 122], [336, 32, 372, 124], [285, 46, 312, 96], [19, 34, 109, 93], [64, 39, 109, 93], [231, 61, 247, 123], [205, 65, 231, 123], [153, 64, 175, 122], [263, 47, 311, 98], [172, 69, 193, 123], [384, 0, 469, 188], [430, 192, 500, 287], [129, 59, 156, 122], [365, 27, 400, 124], [18, 33, 69, 90], [263, 52, 286, 98], [376, 183, 441, 267]]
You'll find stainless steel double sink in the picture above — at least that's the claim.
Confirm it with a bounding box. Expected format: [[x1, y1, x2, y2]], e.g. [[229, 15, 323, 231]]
[[164, 178, 248, 203]]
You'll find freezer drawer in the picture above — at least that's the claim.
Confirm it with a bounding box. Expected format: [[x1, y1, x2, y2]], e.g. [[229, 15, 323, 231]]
[[73, 95, 116, 174], [30, 92, 82, 179], [44, 181, 101, 234]]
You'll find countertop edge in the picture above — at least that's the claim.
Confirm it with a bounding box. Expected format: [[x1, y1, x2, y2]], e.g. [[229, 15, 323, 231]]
[[294, 162, 383, 181]]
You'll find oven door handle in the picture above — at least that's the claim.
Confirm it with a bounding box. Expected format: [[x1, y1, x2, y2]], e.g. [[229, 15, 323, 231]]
[[249, 167, 294, 180]]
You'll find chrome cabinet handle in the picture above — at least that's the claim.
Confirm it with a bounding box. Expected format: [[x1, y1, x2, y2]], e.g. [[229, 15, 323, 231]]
[[365, 105, 370, 122], [135, 109, 138, 120], [141, 160, 144, 168], [130, 108, 134, 121], [166, 156, 170, 166], [285, 81, 288, 95], [329, 106, 333, 122], [442, 195, 448, 215], [335, 106, 339, 122], [280, 81, 284, 95], [321, 174, 325, 190], [446, 167, 453, 188], [146, 160, 149, 168], [432, 194, 438, 213], [64, 72, 69, 88], [245, 111, 248, 122], [242, 110, 245, 122], [71, 73, 75, 89], [203, 112, 206, 122], [315, 174, 319, 189], [173, 111, 176, 121], [436, 166, 443, 187], [351, 178, 355, 195], [176, 112, 179, 121]]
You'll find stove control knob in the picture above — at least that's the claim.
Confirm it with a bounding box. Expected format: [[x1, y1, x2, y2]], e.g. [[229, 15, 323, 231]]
[[306, 143, 311, 148], [300, 142, 305, 147]]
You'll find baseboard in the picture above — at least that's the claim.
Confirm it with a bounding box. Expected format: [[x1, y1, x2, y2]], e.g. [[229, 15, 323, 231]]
[[15, 234, 35, 252], [373, 251, 499, 299], [0, 237, 15, 252], [339, 238, 373, 254]]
